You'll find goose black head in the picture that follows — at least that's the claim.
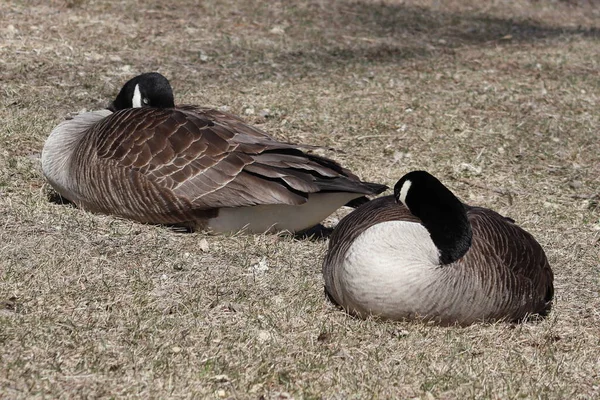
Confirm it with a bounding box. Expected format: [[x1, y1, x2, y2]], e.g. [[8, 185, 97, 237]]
[[108, 72, 175, 112], [394, 170, 472, 265]]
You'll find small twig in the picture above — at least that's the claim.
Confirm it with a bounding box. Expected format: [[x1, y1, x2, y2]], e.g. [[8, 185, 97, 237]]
[[341, 35, 379, 43], [356, 134, 400, 140], [569, 193, 599, 200], [452, 177, 525, 197]]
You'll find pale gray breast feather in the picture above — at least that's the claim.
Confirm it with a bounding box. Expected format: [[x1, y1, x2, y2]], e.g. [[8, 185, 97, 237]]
[[42, 109, 113, 195], [323, 196, 418, 305]]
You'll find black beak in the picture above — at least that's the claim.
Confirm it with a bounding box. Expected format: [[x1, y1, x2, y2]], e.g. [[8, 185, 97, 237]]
[[393, 188, 401, 204]]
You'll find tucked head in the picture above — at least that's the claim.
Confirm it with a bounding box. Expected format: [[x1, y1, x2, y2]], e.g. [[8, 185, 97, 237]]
[[394, 170, 472, 264], [108, 72, 175, 111], [394, 171, 452, 209]]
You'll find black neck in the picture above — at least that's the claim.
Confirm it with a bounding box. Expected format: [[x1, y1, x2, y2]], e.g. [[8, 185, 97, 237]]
[[396, 172, 472, 264], [418, 200, 472, 264]]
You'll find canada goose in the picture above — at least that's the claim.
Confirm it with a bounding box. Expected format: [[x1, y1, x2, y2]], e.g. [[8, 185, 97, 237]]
[[322, 171, 554, 325], [41, 73, 387, 233]]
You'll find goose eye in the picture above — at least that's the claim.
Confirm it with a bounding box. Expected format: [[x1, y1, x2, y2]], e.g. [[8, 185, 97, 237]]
[[142, 98, 149, 105]]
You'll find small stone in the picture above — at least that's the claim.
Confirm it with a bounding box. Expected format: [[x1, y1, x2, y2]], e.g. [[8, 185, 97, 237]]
[[569, 181, 582, 189], [257, 330, 272, 343], [213, 374, 229, 383], [269, 26, 285, 35], [171, 346, 181, 353], [393, 151, 406, 163], [249, 383, 263, 394], [459, 163, 482, 175], [199, 238, 209, 252], [199, 51, 210, 62], [249, 258, 269, 274], [326, 216, 339, 226]]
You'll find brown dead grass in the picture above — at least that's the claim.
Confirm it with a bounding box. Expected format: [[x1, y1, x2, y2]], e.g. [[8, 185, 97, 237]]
[[1, 0, 599, 398]]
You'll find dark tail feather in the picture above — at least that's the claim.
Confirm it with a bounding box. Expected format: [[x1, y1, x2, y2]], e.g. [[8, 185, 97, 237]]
[[314, 178, 388, 196], [361, 182, 388, 195], [344, 196, 370, 208], [344, 182, 388, 208]]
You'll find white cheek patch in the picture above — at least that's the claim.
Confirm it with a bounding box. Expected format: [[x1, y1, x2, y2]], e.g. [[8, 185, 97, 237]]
[[398, 180, 412, 206], [132, 84, 142, 108]]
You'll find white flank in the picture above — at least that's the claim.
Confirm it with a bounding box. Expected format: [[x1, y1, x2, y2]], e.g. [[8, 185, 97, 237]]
[[398, 179, 412, 206], [335, 220, 440, 319], [207, 192, 363, 233], [132, 84, 142, 108], [41, 109, 112, 203]]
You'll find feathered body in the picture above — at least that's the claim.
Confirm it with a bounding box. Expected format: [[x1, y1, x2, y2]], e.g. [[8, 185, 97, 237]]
[[323, 179, 554, 325], [43, 104, 386, 233]]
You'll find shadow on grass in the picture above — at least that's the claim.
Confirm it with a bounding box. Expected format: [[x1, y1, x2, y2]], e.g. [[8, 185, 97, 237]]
[[204, 1, 599, 78], [295, 1, 595, 62], [294, 223, 334, 241], [335, 1, 598, 44], [48, 190, 75, 207]]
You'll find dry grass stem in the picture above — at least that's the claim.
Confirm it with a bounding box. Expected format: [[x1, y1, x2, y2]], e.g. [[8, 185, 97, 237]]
[[1, 0, 599, 398]]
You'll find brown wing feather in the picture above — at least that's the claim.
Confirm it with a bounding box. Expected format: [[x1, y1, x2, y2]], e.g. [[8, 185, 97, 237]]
[[178, 105, 282, 140], [466, 208, 554, 316], [86, 107, 383, 220]]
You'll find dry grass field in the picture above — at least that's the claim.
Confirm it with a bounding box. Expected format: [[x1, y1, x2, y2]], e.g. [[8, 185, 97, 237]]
[[1, 0, 599, 398]]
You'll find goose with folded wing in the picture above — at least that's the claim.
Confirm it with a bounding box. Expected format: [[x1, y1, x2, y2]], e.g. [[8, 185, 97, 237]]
[[42, 73, 387, 233]]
